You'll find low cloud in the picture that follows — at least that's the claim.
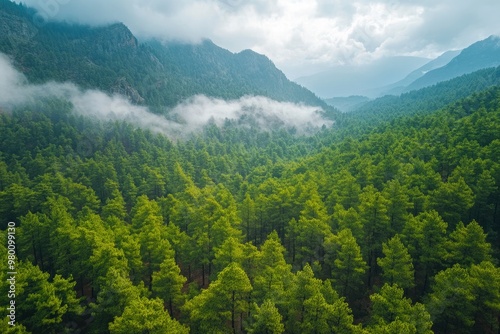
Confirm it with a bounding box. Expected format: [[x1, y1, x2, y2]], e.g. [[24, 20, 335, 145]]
[[171, 95, 330, 134], [0, 54, 184, 136], [0, 53, 330, 139]]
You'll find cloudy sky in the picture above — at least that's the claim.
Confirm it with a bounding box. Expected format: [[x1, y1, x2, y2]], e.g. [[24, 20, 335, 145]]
[[17, 0, 500, 78]]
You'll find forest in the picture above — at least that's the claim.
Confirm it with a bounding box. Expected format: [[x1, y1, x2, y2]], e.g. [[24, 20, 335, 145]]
[[1, 79, 500, 333]]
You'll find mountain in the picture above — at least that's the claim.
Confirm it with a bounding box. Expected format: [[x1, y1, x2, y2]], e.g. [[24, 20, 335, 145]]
[[404, 35, 500, 92], [381, 50, 461, 96], [294, 56, 430, 98], [0, 0, 327, 110]]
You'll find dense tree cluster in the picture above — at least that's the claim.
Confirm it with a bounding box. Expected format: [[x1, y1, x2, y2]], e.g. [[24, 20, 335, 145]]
[[1, 82, 500, 333]]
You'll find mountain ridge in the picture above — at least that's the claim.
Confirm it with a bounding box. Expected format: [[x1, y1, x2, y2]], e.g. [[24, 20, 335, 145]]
[[0, 0, 328, 111], [380, 50, 461, 96], [296, 35, 500, 100]]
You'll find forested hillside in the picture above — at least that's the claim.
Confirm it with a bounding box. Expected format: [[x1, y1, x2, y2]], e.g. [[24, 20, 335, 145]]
[[339, 65, 500, 133], [1, 81, 500, 333]]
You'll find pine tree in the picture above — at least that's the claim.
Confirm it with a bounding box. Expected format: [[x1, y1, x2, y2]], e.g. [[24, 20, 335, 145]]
[[370, 284, 432, 334], [90, 267, 147, 331], [382, 180, 412, 234], [152, 256, 187, 315], [402, 210, 448, 291], [185, 263, 252, 333], [295, 191, 331, 266], [284, 264, 360, 334], [331, 203, 363, 240], [101, 188, 127, 221], [330, 229, 367, 299], [248, 300, 285, 334], [10, 261, 83, 334], [212, 236, 246, 275], [240, 193, 257, 242], [468, 261, 500, 332], [109, 297, 189, 334], [253, 231, 292, 304], [358, 185, 390, 286], [326, 169, 361, 210], [428, 177, 475, 228], [377, 234, 414, 289], [426, 264, 476, 334], [446, 220, 492, 266]]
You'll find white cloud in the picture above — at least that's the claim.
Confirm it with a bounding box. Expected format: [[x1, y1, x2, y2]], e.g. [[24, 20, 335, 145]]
[[13, 0, 500, 78], [171, 95, 331, 134]]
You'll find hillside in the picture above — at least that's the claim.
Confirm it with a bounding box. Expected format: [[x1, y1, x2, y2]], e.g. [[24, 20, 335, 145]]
[[0, 0, 326, 109], [342, 65, 500, 131]]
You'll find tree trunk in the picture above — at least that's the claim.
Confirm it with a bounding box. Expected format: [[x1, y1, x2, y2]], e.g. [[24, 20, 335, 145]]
[[232, 291, 236, 334], [168, 298, 173, 316], [367, 250, 374, 287], [202, 264, 205, 287]]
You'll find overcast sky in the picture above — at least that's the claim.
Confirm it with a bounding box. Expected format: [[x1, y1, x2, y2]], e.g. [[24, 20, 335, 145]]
[[17, 0, 500, 78]]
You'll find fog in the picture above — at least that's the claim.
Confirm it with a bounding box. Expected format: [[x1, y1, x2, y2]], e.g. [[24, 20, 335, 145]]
[[170, 95, 331, 134], [0, 53, 331, 139]]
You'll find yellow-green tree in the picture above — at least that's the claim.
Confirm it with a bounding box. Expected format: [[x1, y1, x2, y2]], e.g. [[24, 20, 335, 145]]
[[109, 297, 188, 334], [185, 263, 252, 333], [377, 234, 414, 289]]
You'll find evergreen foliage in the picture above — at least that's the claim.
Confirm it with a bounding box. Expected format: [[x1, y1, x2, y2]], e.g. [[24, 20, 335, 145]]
[[1, 83, 500, 333]]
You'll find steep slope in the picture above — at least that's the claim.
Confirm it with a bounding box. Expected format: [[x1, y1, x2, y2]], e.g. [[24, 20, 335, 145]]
[[0, 0, 327, 109], [405, 35, 500, 92]]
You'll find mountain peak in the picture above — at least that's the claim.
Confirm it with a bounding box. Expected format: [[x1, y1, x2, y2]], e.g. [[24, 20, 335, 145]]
[[465, 34, 500, 50], [96, 22, 138, 49], [485, 34, 500, 47]]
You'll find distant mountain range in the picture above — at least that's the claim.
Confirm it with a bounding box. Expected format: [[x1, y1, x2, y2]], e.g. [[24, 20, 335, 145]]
[[381, 50, 462, 96], [294, 56, 430, 98], [301, 34, 500, 111], [404, 35, 500, 92], [0, 0, 327, 110]]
